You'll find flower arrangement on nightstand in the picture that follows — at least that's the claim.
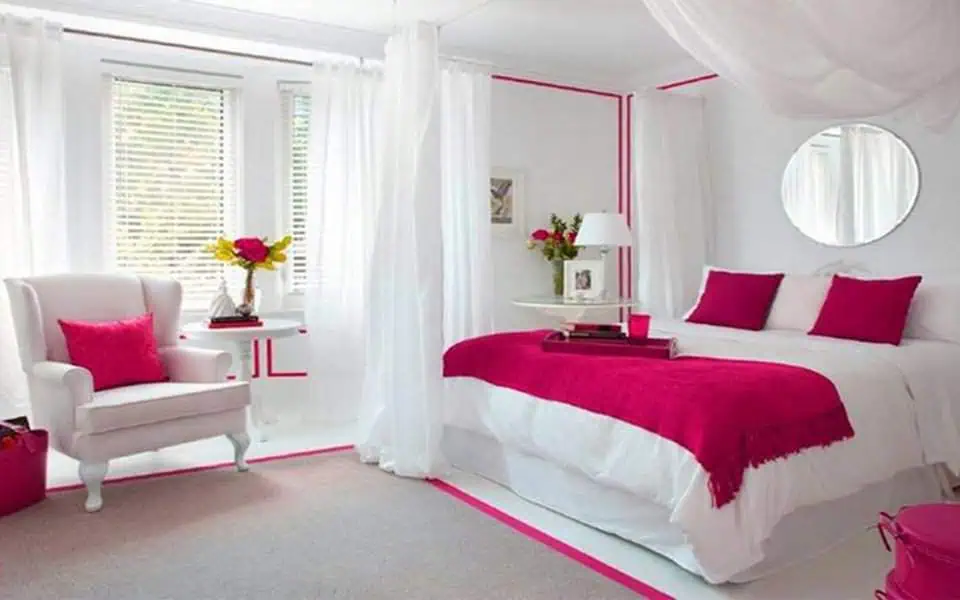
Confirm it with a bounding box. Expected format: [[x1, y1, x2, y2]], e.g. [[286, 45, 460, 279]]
[[526, 213, 583, 296]]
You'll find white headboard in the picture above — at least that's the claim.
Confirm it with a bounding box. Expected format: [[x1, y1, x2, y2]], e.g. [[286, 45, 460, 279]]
[[813, 260, 872, 277]]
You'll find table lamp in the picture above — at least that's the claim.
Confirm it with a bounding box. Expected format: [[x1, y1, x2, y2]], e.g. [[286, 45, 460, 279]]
[[575, 212, 632, 299]]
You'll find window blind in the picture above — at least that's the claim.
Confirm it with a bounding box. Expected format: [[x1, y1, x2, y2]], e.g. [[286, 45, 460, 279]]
[[281, 91, 310, 293], [110, 78, 235, 309]]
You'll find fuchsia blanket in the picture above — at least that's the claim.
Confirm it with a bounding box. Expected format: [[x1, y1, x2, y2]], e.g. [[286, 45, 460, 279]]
[[443, 331, 855, 508]]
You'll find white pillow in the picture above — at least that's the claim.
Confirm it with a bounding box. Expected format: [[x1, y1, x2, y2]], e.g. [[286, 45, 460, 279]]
[[903, 279, 960, 344], [766, 274, 831, 332]]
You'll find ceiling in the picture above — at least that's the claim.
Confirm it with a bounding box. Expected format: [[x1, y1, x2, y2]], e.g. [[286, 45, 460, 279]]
[[186, 0, 691, 81], [1, 0, 695, 86]]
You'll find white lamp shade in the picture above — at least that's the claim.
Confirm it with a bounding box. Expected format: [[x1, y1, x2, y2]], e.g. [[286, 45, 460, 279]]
[[575, 212, 632, 247]]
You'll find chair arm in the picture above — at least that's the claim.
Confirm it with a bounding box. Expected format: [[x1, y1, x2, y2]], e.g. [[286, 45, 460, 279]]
[[28, 361, 95, 454], [31, 361, 95, 405], [159, 346, 232, 383]]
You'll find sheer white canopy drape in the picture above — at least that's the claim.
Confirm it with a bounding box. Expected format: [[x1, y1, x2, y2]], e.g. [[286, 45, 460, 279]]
[[441, 62, 494, 349], [642, 0, 960, 128], [303, 62, 381, 423], [633, 92, 712, 318], [0, 16, 68, 416], [355, 22, 446, 477], [305, 23, 493, 477]]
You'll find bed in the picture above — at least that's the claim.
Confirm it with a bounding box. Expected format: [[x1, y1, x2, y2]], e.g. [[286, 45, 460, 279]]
[[442, 319, 960, 583]]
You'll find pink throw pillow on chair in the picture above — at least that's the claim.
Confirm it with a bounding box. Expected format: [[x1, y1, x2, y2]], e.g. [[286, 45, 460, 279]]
[[686, 270, 785, 330], [58, 313, 168, 391], [809, 275, 922, 345]]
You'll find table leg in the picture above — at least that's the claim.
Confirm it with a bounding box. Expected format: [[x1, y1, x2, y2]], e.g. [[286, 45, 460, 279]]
[[234, 340, 268, 443]]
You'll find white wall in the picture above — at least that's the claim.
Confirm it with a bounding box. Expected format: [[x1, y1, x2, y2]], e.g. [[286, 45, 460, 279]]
[[490, 80, 621, 330], [704, 79, 960, 277]]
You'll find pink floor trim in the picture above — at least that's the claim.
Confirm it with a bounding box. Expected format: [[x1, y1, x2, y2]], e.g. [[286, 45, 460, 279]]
[[429, 479, 674, 600], [46, 444, 355, 493]]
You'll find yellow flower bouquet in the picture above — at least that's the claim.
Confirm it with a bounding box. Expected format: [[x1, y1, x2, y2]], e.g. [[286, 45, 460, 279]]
[[206, 235, 292, 313]]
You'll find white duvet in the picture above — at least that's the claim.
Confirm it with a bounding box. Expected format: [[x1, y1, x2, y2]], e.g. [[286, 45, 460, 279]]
[[444, 321, 960, 582]]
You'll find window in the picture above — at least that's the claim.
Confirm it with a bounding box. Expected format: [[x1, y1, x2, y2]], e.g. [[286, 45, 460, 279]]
[[109, 78, 235, 309], [281, 91, 310, 293]]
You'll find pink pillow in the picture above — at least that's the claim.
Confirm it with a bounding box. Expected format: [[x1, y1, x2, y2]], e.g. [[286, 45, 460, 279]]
[[58, 313, 168, 391], [686, 270, 785, 330], [809, 275, 922, 345]]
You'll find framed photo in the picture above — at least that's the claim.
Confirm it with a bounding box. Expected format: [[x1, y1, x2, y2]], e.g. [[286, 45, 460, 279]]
[[490, 168, 524, 235], [564, 259, 605, 300]]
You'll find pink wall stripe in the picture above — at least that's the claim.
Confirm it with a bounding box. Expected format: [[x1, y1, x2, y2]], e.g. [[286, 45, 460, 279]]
[[492, 74, 622, 99], [656, 73, 719, 91], [429, 479, 675, 599], [617, 94, 626, 321], [626, 93, 633, 315]]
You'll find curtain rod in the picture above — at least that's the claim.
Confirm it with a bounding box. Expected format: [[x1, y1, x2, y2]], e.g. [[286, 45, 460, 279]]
[[62, 26, 494, 70], [63, 27, 323, 67]]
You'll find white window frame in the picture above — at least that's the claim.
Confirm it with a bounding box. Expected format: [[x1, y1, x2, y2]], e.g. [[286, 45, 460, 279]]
[[277, 82, 310, 304], [102, 62, 244, 311]]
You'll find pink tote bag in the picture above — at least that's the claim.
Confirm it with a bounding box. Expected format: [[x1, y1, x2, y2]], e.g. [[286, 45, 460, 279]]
[[0, 425, 48, 517]]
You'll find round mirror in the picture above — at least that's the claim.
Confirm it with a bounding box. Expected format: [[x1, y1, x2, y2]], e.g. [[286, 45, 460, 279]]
[[781, 123, 919, 247]]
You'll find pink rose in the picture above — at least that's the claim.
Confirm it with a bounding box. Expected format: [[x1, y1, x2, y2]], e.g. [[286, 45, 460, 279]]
[[566, 232, 577, 244], [234, 237, 270, 263], [531, 229, 549, 241]]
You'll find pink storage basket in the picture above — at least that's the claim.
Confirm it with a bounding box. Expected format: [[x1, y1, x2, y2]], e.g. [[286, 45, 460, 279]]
[[876, 504, 960, 599], [0, 427, 48, 517]]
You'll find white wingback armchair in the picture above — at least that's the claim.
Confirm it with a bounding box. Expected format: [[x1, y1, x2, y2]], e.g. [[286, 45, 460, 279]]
[[4, 274, 252, 512]]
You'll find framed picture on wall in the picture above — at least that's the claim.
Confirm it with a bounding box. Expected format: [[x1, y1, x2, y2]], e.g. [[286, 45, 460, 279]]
[[490, 168, 525, 236], [563, 259, 605, 300]]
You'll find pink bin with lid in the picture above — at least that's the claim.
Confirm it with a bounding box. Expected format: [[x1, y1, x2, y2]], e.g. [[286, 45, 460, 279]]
[[875, 503, 960, 599]]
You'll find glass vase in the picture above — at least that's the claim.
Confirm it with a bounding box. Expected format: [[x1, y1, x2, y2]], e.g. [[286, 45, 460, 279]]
[[552, 259, 565, 297], [243, 269, 256, 306], [235, 268, 257, 317]]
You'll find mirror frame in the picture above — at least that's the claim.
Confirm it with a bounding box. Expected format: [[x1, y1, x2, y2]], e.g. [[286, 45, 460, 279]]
[[781, 122, 921, 248]]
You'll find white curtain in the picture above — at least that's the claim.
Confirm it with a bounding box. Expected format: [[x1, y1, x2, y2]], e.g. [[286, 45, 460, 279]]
[[441, 62, 494, 348], [633, 92, 712, 318], [303, 62, 381, 424], [841, 126, 919, 244], [781, 145, 839, 245], [0, 16, 68, 416], [642, 1, 960, 129], [355, 23, 446, 478]]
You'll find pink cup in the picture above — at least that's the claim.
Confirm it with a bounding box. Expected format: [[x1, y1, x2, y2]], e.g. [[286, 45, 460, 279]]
[[628, 314, 651, 340]]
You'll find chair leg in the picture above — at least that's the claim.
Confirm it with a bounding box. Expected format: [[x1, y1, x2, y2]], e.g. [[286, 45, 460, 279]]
[[78, 461, 109, 513], [226, 433, 251, 472]]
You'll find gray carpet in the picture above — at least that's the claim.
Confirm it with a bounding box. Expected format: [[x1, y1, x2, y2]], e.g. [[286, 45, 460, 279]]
[[0, 452, 653, 599]]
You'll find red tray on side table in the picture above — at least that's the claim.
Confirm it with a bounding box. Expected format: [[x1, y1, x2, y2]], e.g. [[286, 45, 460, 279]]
[[541, 331, 677, 359]]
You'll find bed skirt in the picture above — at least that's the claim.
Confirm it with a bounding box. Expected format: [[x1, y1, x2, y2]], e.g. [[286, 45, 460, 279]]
[[442, 425, 945, 583]]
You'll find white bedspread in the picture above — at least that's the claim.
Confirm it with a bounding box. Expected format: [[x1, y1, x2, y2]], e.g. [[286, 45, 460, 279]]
[[443, 321, 960, 582]]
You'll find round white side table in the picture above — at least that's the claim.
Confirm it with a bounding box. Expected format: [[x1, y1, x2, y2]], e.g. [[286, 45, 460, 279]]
[[182, 318, 301, 442], [512, 296, 639, 324]]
